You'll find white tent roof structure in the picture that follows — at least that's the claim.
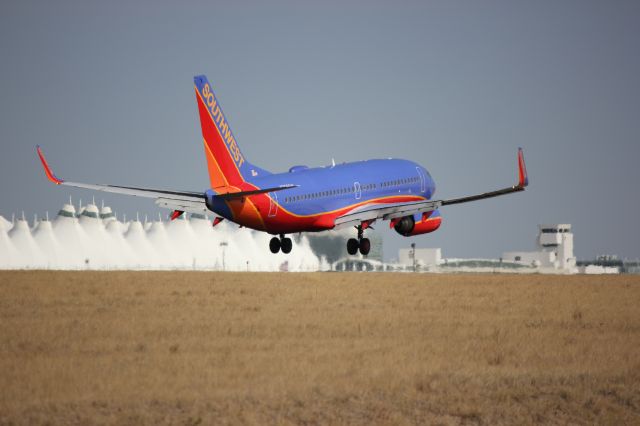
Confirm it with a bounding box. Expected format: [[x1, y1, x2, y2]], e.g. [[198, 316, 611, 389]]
[[0, 215, 12, 232], [0, 201, 323, 271], [0, 216, 19, 268], [32, 217, 62, 268], [8, 216, 46, 268]]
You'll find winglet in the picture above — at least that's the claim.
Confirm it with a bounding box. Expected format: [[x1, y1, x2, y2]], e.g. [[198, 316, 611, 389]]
[[517, 147, 528, 188], [36, 145, 64, 185]]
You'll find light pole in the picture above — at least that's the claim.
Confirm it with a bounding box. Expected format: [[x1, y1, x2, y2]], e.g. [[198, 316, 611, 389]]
[[411, 243, 416, 273], [220, 242, 228, 271]]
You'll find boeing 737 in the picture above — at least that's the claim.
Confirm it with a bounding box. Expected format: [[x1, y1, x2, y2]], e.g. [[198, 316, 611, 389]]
[[37, 74, 529, 255]]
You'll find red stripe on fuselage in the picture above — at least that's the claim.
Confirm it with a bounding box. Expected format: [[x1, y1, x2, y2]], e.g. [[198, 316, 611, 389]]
[[253, 194, 426, 234]]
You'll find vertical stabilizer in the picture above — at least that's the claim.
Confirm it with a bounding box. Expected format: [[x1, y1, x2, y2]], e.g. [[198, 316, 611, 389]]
[[193, 75, 269, 190]]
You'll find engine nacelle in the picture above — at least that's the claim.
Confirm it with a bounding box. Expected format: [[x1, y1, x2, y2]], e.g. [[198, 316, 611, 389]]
[[393, 215, 415, 236], [392, 210, 442, 237]]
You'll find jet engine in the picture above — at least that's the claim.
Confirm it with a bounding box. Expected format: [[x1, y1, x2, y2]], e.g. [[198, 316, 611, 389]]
[[393, 215, 415, 236], [392, 210, 442, 237]]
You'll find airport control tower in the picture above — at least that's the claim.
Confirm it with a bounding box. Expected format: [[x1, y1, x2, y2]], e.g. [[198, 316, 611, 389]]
[[503, 224, 576, 272], [538, 224, 575, 270]]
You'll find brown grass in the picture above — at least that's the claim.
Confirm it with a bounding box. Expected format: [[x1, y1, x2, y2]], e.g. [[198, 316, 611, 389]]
[[0, 271, 639, 425]]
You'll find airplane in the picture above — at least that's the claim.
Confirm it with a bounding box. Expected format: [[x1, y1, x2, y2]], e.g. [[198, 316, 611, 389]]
[[37, 74, 528, 255]]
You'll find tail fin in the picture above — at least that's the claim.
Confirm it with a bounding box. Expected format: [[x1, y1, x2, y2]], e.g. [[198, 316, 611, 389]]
[[193, 75, 269, 189]]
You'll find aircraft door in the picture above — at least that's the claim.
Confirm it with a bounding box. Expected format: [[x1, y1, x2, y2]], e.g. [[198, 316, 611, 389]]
[[354, 182, 361, 200], [416, 167, 426, 193], [268, 193, 278, 217]]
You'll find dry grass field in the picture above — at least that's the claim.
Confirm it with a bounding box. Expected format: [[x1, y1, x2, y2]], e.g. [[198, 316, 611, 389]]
[[0, 271, 639, 425]]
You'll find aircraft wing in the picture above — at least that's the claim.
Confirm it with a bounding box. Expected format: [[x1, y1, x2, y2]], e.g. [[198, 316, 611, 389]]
[[36, 146, 296, 215], [334, 148, 528, 229], [37, 146, 206, 212]]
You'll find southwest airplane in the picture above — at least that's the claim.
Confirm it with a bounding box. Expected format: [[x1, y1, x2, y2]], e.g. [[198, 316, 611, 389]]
[[37, 75, 528, 255]]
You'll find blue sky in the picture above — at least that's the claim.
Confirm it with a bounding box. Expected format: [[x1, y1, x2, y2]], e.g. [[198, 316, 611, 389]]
[[1, 1, 639, 260]]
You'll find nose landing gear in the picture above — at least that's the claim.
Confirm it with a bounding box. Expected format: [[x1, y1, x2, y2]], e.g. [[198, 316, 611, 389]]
[[347, 224, 370, 256], [269, 234, 293, 254]]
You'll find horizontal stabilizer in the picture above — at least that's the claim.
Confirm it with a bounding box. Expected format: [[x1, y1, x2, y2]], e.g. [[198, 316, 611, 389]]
[[213, 184, 297, 200]]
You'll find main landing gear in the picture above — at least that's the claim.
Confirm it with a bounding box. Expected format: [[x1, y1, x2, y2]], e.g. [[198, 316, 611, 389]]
[[269, 234, 292, 254], [347, 225, 370, 256]]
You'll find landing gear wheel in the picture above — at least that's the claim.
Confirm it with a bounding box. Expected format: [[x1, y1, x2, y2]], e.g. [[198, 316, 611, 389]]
[[281, 237, 292, 254], [359, 238, 371, 256], [347, 238, 359, 255], [269, 237, 281, 254]]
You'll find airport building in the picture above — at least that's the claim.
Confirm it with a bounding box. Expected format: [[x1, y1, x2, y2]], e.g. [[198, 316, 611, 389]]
[[397, 223, 595, 274], [3, 200, 634, 275], [398, 247, 442, 270], [0, 200, 323, 271], [502, 224, 577, 273]]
